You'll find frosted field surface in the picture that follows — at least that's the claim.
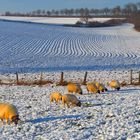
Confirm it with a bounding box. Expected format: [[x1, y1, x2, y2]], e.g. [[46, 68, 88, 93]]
[[0, 21, 140, 73], [0, 16, 113, 24], [0, 16, 80, 25], [0, 70, 139, 139], [0, 84, 139, 140]]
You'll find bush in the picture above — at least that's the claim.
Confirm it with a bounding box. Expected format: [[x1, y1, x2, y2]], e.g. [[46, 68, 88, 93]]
[[104, 19, 128, 25], [129, 14, 140, 31], [75, 18, 127, 28]]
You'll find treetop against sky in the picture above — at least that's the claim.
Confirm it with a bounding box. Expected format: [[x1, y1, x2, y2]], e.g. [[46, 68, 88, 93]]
[[0, 0, 140, 13]]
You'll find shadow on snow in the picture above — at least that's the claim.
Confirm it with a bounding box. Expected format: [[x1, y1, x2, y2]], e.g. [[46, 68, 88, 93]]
[[108, 88, 140, 94], [26, 114, 82, 124]]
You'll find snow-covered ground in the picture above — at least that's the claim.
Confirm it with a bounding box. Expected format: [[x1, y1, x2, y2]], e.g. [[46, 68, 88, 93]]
[[0, 16, 113, 25], [0, 20, 139, 73], [0, 16, 80, 25], [0, 72, 139, 139], [0, 17, 139, 139]]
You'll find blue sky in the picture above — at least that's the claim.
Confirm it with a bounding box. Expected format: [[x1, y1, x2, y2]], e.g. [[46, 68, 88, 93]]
[[0, 0, 140, 13]]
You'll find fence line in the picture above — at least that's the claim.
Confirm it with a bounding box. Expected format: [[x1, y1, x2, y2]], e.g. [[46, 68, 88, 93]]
[[0, 70, 140, 86]]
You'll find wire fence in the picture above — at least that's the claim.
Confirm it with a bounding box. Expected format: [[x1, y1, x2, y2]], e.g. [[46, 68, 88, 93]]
[[0, 70, 140, 86]]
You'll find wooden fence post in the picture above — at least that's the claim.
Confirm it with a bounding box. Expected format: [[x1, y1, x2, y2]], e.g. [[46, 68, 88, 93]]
[[39, 72, 43, 85], [60, 72, 64, 83], [130, 70, 133, 85], [16, 72, 19, 84], [83, 71, 88, 85], [138, 71, 140, 85]]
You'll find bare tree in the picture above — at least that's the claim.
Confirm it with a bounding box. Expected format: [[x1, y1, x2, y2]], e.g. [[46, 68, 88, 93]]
[[125, 3, 137, 16], [60, 9, 65, 16], [42, 10, 46, 15], [51, 9, 55, 16], [70, 9, 74, 16], [55, 10, 59, 16], [137, 2, 140, 11], [112, 6, 121, 16], [5, 11, 11, 16], [103, 8, 110, 16], [46, 11, 51, 16], [36, 10, 41, 15], [80, 8, 90, 24], [75, 9, 80, 16]]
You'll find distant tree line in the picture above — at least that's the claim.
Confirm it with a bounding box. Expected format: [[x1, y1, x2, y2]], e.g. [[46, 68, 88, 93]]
[[3, 2, 140, 17], [3, 2, 140, 31]]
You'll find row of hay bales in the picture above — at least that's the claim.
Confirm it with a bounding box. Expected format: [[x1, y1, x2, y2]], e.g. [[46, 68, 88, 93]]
[[50, 80, 121, 107], [0, 80, 120, 125]]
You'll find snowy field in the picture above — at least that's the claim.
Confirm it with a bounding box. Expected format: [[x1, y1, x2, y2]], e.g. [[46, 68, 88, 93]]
[[0, 16, 80, 25], [0, 18, 139, 139], [0, 20, 139, 73], [0, 16, 113, 24], [0, 71, 140, 139]]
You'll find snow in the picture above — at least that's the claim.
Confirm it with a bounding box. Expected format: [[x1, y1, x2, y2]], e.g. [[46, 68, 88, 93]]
[[0, 71, 139, 139], [0, 16, 80, 25], [0, 20, 139, 73], [0, 18, 139, 139], [0, 16, 113, 25]]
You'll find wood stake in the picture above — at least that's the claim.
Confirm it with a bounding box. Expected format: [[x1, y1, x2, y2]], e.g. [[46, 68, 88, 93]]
[[130, 70, 133, 85], [39, 72, 43, 85], [16, 72, 19, 84], [138, 71, 140, 84], [83, 71, 88, 85], [60, 72, 64, 83]]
